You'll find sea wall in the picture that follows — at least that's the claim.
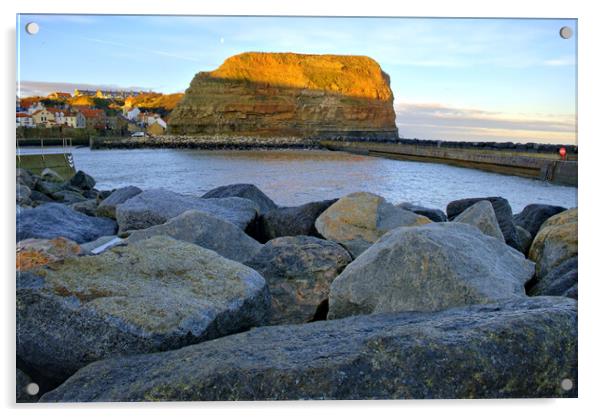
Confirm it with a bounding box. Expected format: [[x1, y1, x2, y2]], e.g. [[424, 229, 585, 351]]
[[320, 140, 577, 187]]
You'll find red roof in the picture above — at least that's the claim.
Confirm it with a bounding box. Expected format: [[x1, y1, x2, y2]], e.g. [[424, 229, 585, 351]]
[[16, 112, 30, 118], [78, 108, 105, 118]]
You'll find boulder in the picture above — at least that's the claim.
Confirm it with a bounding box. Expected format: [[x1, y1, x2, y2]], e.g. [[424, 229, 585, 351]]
[[315, 192, 431, 258], [16, 368, 39, 403], [516, 225, 533, 255], [51, 190, 87, 204], [328, 222, 534, 319], [202, 184, 277, 215], [40, 168, 63, 183], [115, 189, 259, 233], [70, 199, 98, 217], [452, 200, 504, 241], [96, 186, 142, 219], [40, 297, 577, 401], [397, 202, 447, 222], [16, 236, 271, 385], [529, 208, 577, 279], [16, 237, 82, 271], [35, 180, 63, 196], [17, 168, 36, 188], [128, 210, 263, 264], [446, 197, 521, 250], [513, 204, 567, 237], [69, 170, 96, 190], [16, 183, 32, 205], [528, 256, 577, 299], [244, 236, 352, 324], [256, 199, 337, 242], [17, 203, 117, 244], [29, 189, 53, 204]]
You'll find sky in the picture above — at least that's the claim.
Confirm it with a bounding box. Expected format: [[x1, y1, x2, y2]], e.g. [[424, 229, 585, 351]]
[[16, 15, 577, 144]]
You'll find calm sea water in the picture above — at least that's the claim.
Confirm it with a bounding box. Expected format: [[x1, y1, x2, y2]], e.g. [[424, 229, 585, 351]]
[[21, 147, 577, 212]]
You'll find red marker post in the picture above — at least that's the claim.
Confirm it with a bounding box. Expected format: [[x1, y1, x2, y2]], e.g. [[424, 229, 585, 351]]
[[559, 147, 567, 160]]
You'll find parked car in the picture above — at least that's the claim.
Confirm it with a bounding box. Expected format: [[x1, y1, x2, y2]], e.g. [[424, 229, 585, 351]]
[[131, 131, 146, 137]]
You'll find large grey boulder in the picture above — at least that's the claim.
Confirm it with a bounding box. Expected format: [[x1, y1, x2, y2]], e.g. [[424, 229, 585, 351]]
[[115, 189, 259, 233], [315, 192, 431, 258], [328, 222, 534, 319], [528, 256, 577, 299], [40, 297, 577, 401], [397, 202, 447, 222], [68, 170, 96, 190], [452, 200, 504, 241], [128, 210, 263, 264], [16, 203, 117, 244], [244, 236, 352, 324], [256, 199, 337, 242], [446, 197, 521, 250], [51, 190, 87, 205], [96, 186, 142, 219], [514, 204, 567, 237], [70, 199, 98, 217], [16, 236, 270, 385], [202, 184, 277, 215]]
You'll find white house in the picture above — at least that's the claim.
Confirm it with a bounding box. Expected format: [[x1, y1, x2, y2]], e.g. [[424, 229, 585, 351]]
[[27, 102, 45, 115], [125, 107, 140, 121], [16, 112, 34, 128]]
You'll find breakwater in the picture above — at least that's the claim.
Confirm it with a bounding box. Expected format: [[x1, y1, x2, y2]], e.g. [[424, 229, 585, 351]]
[[320, 139, 577, 187]]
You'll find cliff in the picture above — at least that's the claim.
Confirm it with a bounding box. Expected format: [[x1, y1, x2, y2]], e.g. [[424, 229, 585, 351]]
[[168, 52, 398, 140]]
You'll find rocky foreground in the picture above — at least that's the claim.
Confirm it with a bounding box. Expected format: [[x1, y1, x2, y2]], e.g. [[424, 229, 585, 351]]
[[16, 168, 578, 401]]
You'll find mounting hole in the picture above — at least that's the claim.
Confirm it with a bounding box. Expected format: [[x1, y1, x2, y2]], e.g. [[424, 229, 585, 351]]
[[559, 26, 573, 39], [560, 378, 573, 391], [25, 22, 39, 35], [25, 382, 39, 396]]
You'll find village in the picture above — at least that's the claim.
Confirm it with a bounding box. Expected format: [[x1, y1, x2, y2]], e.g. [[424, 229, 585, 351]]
[[16, 89, 171, 137]]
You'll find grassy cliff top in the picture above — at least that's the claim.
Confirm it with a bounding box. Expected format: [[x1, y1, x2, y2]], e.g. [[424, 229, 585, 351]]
[[206, 52, 393, 101]]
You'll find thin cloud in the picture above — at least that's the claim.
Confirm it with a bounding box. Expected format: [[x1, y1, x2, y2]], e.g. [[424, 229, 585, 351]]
[[17, 80, 152, 97], [80, 36, 203, 63], [395, 102, 576, 144]]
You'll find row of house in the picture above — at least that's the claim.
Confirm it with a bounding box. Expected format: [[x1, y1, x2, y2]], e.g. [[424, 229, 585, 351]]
[[17, 93, 168, 135], [74, 89, 148, 100]]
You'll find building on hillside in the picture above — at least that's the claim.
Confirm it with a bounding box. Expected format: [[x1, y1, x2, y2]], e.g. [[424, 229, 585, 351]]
[[16, 112, 34, 128], [137, 112, 162, 127], [76, 112, 86, 129], [31, 109, 55, 127], [76, 108, 107, 129], [50, 109, 78, 128], [125, 107, 140, 121], [27, 102, 45, 115], [48, 92, 72, 100], [74, 89, 147, 100], [146, 118, 167, 136]]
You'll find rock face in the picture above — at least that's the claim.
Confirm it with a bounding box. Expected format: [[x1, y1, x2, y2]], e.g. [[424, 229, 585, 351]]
[[16, 238, 82, 271], [115, 189, 259, 233], [244, 236, 352, 324], [69, 171, 96, 190], [96, 186, 142, 219], [168, 52, 398, 140], [16, 203, 117, 244], [529, 208, 578, 279], [514, 204, 566, 237], [40, 297, 577, 401], [202, 184, 277, 215], [128, 210, 263, 264], [315, 192, 431, 257], [447, 197, 521, 250], [328, 223, 534, 319], [515, 225, 533, 255], [256, 199, 337, 242], [452, 200, 505, 242], [528, 257, 577, 299], [16, 236, 271, 384]]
